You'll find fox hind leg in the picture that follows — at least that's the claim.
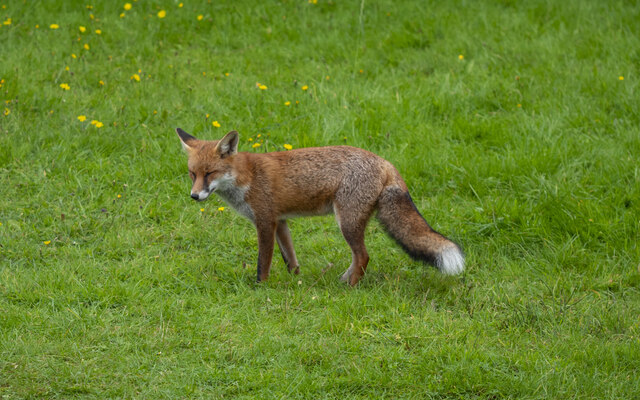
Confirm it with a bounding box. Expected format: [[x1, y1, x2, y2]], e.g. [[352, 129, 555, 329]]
[[335, 207, 372, 286]]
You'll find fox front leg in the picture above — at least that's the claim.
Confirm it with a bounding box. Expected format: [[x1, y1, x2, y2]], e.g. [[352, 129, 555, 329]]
[[275, 220, 300, 275], [255, 219, 277, 282]]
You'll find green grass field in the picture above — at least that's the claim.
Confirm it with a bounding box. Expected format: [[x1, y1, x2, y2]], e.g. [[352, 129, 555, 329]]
[[1, 0, 639, 398]]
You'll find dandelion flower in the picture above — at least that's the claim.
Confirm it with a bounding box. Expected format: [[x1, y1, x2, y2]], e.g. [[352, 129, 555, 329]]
[[117, 194, 122, 198], [197, 15, 203, 21], [157, 10, 166, 18], [252, 143, 261, 148], [212, 121, 221, 128], [3, 108, 10, 116], [95, 29, 102, 34], [283, 144, 292, 150], [4, 18, 12, 25], [619, 76, 624, 81], [200, 208, 205, 212], [99, 80, 104, 86], [218, 207, 225, 211], [131, 73, 140, 82], [120, 12, 125, 18], [301, 85, 308, 91], [284, 101, 291, 106], [91, 120, 104, 128], [517, 104, 522, 108], [458, 54, 464, 60], [83, 43, 90, 50], [44, 240, 51, 245], [259, 84, 267, 90], [77, 115, 87, 121], [71, 53, 77, 59], [50, 23, 59, 29], [59, 83, 70, 90], [124, 3, 132, 10], [79, 26, 86, 33], [179, 3, 184, 8]]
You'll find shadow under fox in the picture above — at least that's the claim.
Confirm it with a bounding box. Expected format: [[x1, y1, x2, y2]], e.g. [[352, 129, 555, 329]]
[[177, 128, 464, 286]]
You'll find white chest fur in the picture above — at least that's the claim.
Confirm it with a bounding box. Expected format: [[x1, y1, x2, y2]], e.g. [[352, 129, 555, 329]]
[[214, 173, 254, 221]]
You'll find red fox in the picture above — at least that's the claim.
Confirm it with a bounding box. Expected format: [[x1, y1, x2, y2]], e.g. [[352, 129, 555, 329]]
[[177, 128, 464, 286]]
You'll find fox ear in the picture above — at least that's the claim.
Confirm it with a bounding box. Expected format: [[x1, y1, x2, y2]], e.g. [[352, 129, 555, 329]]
[[216, 130, 239, 158], [176, 128, 198, 152]]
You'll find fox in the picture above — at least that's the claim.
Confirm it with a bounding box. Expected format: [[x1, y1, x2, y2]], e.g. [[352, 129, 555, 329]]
[[176, 128, 464, 286]]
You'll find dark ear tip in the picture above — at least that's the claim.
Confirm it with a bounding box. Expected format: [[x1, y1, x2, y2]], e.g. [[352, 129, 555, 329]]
[[176, 127, 184, 134]]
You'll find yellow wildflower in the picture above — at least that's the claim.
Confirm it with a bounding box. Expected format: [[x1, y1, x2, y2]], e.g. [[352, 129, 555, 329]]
[[117, 194, 122, 198], [50, 24, 59, 29], [179, 3, 184, 7], [124, 3, 132, 10], [259, 84, 267, 90], [3, 18, 11, 25], [218, 207, 225, 211], [95, 29, 102, 34], [458, 54, 464, 60], [59, 83, 70, 90], [212, 121, 221, 128], [99, 80, 104, 86], [44, 240, 51, 245], [77, 115, 87, 121], [79, 26, 86, 33], [197, 15, 203, 21], [120, 12, 125, 18], [157, 10, 166, 18], [284, 101, 291, 106], [91, 120, 104, 128], [619, 76, 624, 81], [252, 143, 261, 148], [283, 144, 292, 150], [71, 53, 77, 59], [200, 208, 205, 212], [131, 73, 140, 82], [3, 108, 9, 116], [83, 43, 90, 50], [301, 85, 308, 91]]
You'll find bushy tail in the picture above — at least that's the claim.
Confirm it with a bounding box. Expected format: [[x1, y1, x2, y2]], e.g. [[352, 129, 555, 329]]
[[376, 186, 464, 275]]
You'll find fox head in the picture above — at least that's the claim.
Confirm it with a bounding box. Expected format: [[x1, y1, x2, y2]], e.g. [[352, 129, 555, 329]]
[[176, 128, 239, 202]]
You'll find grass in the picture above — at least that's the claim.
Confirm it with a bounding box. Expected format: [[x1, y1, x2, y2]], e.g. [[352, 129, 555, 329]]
[[1, 0, 639, 398]]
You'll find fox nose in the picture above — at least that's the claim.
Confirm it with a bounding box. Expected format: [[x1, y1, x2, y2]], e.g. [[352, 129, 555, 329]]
[[190, 193, 199, 201]]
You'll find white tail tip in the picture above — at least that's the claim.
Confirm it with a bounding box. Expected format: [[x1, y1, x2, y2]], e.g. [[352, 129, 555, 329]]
[[436, 245, 465, 275]]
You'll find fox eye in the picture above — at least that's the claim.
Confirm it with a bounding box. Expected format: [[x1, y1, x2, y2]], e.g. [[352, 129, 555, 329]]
[[205, 171, 216, 180], [188, 171, 195, 181]]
